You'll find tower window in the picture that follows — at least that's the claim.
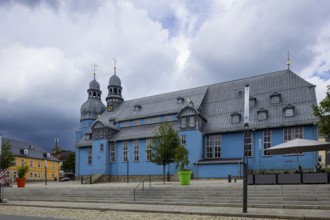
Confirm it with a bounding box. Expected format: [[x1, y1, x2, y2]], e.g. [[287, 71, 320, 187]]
[[114, 88, 117, 94], [93, 92, 96, 97], [110, 88, 113, 94]]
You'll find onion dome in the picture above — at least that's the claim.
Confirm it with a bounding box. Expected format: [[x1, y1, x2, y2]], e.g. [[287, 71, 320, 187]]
[[109, 74, 121, 86], [80, 98, 106, 120], [80, 77, 106, 121]]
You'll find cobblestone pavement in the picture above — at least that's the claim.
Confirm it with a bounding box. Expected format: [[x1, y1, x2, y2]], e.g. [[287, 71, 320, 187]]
[[0, 206, 282, 220]]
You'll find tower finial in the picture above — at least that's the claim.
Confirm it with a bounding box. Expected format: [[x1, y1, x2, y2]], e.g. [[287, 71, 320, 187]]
[[287, 50, 291, 70], [113, 59, 117, 76], [92, 63, 98, 79]]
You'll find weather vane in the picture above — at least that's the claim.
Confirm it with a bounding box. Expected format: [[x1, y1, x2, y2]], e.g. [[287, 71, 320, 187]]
[[92, 63, 98, 79]]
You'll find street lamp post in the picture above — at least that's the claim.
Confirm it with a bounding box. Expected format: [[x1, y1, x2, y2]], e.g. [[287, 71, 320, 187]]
[[127, 151, 129, 183], [0, 133, 3, 202], [44, 160, 47, 186], [243, 84, 250, 213]]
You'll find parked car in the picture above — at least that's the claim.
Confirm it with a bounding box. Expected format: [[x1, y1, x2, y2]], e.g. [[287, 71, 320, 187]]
[[59, 177, 70, 182]]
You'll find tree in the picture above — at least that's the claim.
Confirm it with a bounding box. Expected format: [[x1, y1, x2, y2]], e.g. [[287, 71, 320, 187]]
[[313, 85, 330, 137], [61, 152, 75, 174], [1, 140, 16, 170], [150, 122, 182, 184]]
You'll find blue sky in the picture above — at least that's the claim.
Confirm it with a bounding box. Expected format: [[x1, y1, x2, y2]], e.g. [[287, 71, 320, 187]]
[[0, 0, 329, 151]]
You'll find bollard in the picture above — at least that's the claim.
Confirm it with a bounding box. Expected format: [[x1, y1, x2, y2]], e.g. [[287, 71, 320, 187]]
[[228, 175, 232, 183]]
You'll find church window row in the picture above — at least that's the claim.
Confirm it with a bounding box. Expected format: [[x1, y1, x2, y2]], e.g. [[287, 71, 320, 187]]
[[145, 117, 161, 124], [203, 126, 303, 159], [119, 115, 176, 129]]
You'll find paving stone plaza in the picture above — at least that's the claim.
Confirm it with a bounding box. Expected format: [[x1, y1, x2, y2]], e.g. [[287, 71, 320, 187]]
[[1, 180, 330, 219]]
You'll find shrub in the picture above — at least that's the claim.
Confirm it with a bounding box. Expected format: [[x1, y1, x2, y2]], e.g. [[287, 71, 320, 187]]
[[17, 165, 29, 178]]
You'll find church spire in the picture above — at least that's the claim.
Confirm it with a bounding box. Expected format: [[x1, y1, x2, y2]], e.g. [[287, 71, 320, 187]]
[[92, 63, 97, 79], [287, 51, 291, 70], [113, 59, 117, 76]]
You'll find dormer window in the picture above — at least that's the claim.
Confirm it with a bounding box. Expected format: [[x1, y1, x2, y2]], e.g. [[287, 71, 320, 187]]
[[134, 104, 142, 111], [270, 92, 281, 104], [250, 96, 257, 107], [283, 104, 295, 117], [24, 149, 28, 155], [181, 118, 187, 128], [177, 96, 185, 104], [43, 152, 51, 158], [257, 108, 268, 121], [231, 112, 241, 124]]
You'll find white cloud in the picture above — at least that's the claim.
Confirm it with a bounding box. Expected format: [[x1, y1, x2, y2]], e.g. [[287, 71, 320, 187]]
[[1, 0, 330, 149]]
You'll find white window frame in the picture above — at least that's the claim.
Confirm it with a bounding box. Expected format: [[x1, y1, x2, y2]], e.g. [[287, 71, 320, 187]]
[[146, 139, 152, 161], [123, 141, 128, 162], [263, 129, 272, 156], [88, 147, 92, 165], [134, 140, 139, 161], [110, 142, 116, 162], [181, 135, 187, 145]]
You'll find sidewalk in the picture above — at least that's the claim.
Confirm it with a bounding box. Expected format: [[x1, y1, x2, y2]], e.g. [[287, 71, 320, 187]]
[[3, 200, 330, 219]]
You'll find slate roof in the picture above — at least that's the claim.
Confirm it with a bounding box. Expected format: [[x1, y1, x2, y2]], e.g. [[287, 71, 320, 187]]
[[111, 122, 178, 141], [77, 69, 318, 143], [202, 70, 318, 133], [2, 137, 59, 162], [97, 86, 208, 123]]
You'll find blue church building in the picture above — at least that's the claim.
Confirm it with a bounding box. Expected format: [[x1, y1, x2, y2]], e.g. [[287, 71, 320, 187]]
[[75, 67, 319, 180]]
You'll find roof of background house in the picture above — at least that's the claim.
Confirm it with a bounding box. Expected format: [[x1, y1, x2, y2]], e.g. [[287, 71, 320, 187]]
[[52, 150, 74, 161], [3, 137, 59, 162]]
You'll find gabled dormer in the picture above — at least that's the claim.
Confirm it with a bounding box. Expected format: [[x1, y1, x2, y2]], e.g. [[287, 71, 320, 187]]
[[257, 108, 268, 121], [249, 96, 257, 107], [283, 104, 295, 117], [231, 111, 242, 124], [177, 106, 206, 131], [270, 92, 281, 104]]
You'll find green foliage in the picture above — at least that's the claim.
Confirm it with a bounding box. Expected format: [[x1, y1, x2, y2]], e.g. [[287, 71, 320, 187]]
[[61, 152, 75, 173], [1, 140, 16, 170], [150, 122, 182, 183], [313, 85, 330, 137], [17, 165, 29, 178], [325, 167, 330, 173], [174, 144, 190, 171]]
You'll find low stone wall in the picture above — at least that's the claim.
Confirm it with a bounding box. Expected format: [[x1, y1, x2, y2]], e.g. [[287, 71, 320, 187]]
[[248, 172, 330, 185], [80, 174, 179, 184]]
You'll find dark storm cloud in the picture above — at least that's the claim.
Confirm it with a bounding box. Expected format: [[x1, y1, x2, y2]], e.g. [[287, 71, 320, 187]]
[[0, 0, 60, 10], [0, 102, 78, 151]]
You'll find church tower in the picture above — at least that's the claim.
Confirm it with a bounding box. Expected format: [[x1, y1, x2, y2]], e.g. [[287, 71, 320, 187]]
[[76, 68, 106, 144], [106, 61, 124, 111]]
